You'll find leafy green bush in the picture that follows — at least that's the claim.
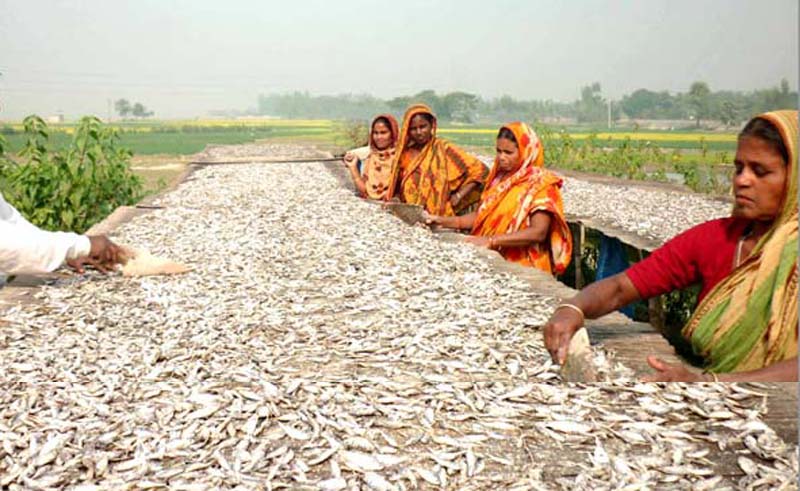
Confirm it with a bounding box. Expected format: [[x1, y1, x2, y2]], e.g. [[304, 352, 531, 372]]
[[334, 120, 369, 149], [0, 115, 143, 233]]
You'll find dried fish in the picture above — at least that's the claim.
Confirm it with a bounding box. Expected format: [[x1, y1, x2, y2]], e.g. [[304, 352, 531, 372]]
[[363, 471, 396, 491], [0, 143, 794, 489], [340, 451, 385, 472], [738, 456, 759, 476], [543, 420, 593, 434], [318, 477, 347, 491], [279, 423, 311, 441]]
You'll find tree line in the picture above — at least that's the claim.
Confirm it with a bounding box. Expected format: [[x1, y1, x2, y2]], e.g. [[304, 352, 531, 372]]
[[114, 99, 154, 119], [256, 80, 797, 127]]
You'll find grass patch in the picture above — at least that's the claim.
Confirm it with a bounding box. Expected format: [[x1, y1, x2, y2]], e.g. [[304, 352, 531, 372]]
[[2, 127, 335, 156]]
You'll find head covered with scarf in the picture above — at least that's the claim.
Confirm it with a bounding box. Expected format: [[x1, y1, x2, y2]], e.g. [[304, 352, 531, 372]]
[[683, 110, 798, 372], [388, 104, 487, 215], [471, 122, 572, 274], [360, 114, 399, 200]]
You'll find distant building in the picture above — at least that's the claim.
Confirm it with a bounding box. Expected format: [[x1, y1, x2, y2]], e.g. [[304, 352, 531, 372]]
[[46, 114, 65, 124]]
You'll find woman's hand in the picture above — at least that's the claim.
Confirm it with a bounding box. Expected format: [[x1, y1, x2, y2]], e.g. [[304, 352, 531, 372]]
[[343, 152, 358, 169], [641, 356, 708, 382], [449, 192, 462, 207], [543, 307, 583, 364], [425, 212, 475, 230], [464, 235, 491, 248], [424, 212, 443, 227]]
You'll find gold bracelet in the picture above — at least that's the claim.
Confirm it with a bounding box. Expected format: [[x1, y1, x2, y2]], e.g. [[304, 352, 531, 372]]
[[555, 303, 585, 323], [704, 371, 719, 382], [489, 237, 495, 249]]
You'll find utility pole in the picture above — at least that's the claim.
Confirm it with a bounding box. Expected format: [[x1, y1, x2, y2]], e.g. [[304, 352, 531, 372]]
[[607, 99, 612, 129]]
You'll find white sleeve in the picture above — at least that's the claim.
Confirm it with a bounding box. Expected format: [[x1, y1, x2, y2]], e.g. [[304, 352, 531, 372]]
[[349, 146, 371, 161], [0, 193, 92, 275]]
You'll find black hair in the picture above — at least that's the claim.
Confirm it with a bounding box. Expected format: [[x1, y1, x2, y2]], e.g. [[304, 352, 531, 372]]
[[412, 112, 435, 125], [372, 117, 393, 138], [372, 116, 391, 130], [739, 117, 789, 164], [497, 127, 518, 146]]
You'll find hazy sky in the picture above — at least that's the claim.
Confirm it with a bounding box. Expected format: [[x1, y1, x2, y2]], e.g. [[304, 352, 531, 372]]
[[0, 0, 797, 119]]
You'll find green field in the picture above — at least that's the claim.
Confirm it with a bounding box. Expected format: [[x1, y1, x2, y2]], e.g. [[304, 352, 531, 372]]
[[2, 125, 335, 155], [1, 119, 738, 155], [2, 127, 735, 156]]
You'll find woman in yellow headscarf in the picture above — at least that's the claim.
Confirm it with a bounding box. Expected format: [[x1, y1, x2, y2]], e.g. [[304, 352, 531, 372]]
[[388, 104, 487, 215], [343, 114, 399, 200], [426, 122, 572, 275], [544, 110, 798, 381]]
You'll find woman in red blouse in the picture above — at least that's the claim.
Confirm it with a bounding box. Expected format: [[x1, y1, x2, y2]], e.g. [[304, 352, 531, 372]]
[[544, 111, 798, 382]]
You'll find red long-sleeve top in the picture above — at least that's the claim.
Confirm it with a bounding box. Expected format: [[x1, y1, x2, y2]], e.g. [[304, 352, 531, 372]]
[[626, 217, 749, 302]]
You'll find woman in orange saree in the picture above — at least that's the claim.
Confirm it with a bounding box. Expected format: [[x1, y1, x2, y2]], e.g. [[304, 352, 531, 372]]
[[427, 122, 572, 275], [387, 104, 487, 215]]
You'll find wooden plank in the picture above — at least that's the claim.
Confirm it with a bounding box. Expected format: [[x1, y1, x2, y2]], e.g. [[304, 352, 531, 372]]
[[754, 384, 797, 444], [574, 222, 585, 289]]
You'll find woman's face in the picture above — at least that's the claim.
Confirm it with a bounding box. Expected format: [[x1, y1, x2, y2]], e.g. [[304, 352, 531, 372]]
[[732, 135, 787, 222], [372, 121, 393, 150], [408, 114, 433, 148], [496, 137, 520, 172]]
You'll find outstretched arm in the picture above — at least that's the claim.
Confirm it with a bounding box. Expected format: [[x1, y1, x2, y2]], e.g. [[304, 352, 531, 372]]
[[426, 211, 477, 230], [543, 272, 642, 364], [466, 211, 553, 249], [1, 193, 92, 274]]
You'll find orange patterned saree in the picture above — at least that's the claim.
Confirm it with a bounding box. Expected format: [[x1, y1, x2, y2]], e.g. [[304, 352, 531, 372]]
[[471, 122, 572, 274], [388, 104, 487, 215]]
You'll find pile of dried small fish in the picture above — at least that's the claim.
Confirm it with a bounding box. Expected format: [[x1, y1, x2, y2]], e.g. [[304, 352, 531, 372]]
[[560, 179, 731, 246], [0, 144, 795, 490]]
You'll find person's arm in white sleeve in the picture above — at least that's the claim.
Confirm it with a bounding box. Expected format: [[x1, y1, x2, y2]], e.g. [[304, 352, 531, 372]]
[[0, 193, 91, 275]]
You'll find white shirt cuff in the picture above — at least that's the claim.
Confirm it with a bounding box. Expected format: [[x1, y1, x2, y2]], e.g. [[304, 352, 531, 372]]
[[69, 235, 92, 260]]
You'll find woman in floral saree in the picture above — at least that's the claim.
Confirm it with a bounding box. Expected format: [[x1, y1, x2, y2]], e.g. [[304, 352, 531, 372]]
[[426, 122, 572, 275], [343, 114, 399, 200]]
